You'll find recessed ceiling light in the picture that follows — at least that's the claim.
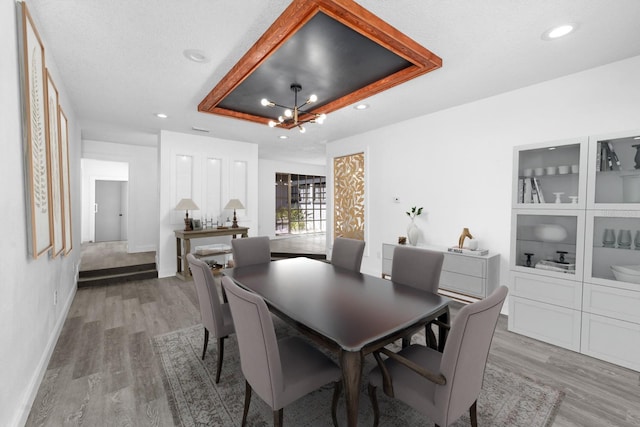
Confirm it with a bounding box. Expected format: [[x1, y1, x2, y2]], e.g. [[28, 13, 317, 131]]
[[354, 104, 369, 110], [279, 135, 288, 139], [155, 113, 168, 119], [183, 49, 210, 63], [542, 23, 577, 40]]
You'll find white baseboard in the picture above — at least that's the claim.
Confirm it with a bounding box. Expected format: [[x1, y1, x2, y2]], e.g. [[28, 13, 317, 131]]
[[14, 284, 76, 427]]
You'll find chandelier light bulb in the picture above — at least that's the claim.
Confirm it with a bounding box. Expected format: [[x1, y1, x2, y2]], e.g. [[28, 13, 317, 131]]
[[284, 109, 292, 118], [299, 125, 306, 133], [316, 113, 326, 124], [308, 94, 318, 103], [261, 98, 271, 107], [268, 120, 277, 127], [278, 116, 284, 123]]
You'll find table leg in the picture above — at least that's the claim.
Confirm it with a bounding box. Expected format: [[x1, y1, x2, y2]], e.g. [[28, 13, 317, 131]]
[[176, 237, 182, 275], [183, 238, 192, 278], [340, 350, 363, 427]]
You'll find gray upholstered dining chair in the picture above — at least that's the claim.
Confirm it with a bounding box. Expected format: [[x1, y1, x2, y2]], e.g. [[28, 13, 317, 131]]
[[391, 245, 445, 348], [231, 236, 272, 267], [187, 253, 235, 383], [331, 237, 366, 272], [368, 285, 508, 427], [221, 276, 342, 427]]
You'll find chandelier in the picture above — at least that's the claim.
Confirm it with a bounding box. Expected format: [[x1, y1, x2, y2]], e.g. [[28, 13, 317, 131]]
[[260, 84, 327, 133]]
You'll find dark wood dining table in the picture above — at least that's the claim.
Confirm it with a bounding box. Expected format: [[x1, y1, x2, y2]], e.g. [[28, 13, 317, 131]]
[[223, 257, 450, 427]]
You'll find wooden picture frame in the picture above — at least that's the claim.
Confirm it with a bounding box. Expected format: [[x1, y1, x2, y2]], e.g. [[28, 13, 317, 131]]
[[59, 108, 73, 255], [46, 69, 64, 257], [18, 2, 53, 259]]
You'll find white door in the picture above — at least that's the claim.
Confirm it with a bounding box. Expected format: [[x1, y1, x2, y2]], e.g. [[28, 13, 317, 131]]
[[95, 180, 126, 242]]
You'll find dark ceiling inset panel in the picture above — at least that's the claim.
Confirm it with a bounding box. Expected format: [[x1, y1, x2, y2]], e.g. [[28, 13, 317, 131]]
[[199, 0, 442, 129]]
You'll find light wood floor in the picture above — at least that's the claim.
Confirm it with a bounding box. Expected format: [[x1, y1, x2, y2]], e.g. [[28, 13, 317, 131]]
[[26, 277, 640, 426]]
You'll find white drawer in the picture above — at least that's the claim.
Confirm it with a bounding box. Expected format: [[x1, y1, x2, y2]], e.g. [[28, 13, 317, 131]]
[[382, 259, 392, 277], [382, 243, 395, 260], [440, 271, 484, 298], [443, 254, 485, 277], [508, 296, 581, 351], [583, 282, 640, 324], [510, 271, 582, 309], [581, 312, 640, 371]]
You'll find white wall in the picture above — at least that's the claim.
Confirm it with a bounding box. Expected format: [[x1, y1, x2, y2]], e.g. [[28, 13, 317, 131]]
[[326, 54, 640, 290], [82, 140, 158, 252], [258, 159, 326, 237], [157, 131, 259, 278], [0, 2, 82, 426]]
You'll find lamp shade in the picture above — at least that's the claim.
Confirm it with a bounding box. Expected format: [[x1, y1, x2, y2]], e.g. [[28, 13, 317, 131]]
[[175, 198, 199, 211], [224, 199, 245, 210]]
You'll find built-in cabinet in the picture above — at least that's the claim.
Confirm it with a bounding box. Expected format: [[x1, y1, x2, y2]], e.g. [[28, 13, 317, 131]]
[[509, 131, 640, 371], [382, 243, 500, 299]]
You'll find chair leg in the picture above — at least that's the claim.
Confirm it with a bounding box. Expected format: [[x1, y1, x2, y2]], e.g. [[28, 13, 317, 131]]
[[426, 324, 438, 350], [202, 328, 209, 360], [241, 381, 251, 427], [401, 336, 411, 348], [368, 383, 379, 427], [470, 399, 478, 427], [215, 337, 225, 383], [273, 408, 283, 427], [331, 380, 342, 427]]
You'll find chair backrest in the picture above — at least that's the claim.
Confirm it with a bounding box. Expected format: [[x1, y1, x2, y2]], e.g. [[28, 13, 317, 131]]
[[221, 276, 283, 408], [391, 246, 444, 293], [231, 236, 271, 267], [187, 253, 225, 335], [331, 237, 366, 272], [436, 285, 508, 425]]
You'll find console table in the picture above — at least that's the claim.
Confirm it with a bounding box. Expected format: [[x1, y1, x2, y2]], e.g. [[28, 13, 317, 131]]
[[382, 243, 500, 299], [174, 227, 249, 280]]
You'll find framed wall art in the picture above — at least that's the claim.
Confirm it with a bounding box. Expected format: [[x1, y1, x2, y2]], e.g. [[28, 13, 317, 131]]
[[46, 69, 64, 257], [59, 108, 73, 255], [18, 2, 53, 259]]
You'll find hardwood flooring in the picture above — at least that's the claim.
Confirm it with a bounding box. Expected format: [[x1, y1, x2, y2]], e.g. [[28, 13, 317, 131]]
[[26, 276, 640, 426]]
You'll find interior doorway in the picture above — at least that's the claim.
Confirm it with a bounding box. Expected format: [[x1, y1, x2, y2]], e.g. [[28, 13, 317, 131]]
[[95, 180, 128, 242], [275, 173, 326, 235]]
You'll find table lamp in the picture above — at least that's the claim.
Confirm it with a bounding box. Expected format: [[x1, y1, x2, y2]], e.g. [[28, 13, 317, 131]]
[[224, 199, 244, 228], [175, 198, 199, 231]]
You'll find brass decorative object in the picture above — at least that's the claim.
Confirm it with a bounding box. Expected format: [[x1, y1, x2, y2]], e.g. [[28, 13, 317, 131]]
[[458, 227, 473, 248]]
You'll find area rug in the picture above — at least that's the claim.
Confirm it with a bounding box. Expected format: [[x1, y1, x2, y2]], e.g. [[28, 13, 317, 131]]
[[152, 323, 562, 426]]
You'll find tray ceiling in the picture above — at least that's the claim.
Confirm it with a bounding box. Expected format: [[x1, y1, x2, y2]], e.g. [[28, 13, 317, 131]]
[[198, 0, 442, 128]]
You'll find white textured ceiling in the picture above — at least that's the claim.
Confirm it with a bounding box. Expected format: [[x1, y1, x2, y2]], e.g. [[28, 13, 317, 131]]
[[27, 0, 640, 165]]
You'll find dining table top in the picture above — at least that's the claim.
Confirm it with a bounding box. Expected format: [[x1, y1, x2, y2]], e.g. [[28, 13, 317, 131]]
[[223, 256, 450, 352]]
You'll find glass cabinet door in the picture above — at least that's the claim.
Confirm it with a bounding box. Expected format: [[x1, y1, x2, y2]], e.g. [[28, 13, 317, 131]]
[[588, 130, 640, 209], [511, 210, 584, 281], [584, 211, 640, 289], [513, 138, 587, 209]]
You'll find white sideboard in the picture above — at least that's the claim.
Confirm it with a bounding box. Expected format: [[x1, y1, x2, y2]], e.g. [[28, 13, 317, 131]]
[[382, 243, 500, 299]]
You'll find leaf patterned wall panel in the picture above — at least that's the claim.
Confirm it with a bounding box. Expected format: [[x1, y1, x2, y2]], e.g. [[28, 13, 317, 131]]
[[334, 152, 364, 240]]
